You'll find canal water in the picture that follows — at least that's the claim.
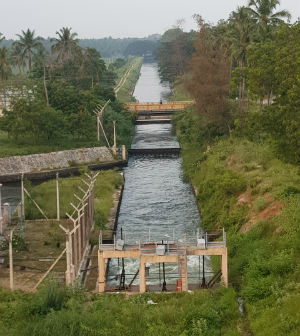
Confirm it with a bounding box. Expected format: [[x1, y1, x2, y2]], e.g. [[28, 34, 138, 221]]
[[107, 62, 211, 287]]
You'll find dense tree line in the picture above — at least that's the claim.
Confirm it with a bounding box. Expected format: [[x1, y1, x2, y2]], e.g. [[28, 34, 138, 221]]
[[0, 28, 134, 148], [1, 35, 160, 58], [158, 0, 299, 164]]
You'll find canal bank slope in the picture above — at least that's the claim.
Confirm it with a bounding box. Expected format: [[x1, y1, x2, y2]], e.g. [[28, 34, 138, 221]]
[[173, 107, 300, 335]]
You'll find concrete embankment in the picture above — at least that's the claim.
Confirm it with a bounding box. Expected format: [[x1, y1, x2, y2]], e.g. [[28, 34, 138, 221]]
[[0, 147, 127, 182]]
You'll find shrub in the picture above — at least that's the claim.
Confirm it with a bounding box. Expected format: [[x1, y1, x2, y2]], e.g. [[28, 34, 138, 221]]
[[253, 197, 267, 212]]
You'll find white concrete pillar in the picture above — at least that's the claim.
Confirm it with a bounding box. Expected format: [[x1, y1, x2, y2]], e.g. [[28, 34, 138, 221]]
[[121, 145, 126, 161], [139, 257, 146, 293], [98, 251, 106, 293], [3, 203, 10, 226], [221, 250, 228, 288]]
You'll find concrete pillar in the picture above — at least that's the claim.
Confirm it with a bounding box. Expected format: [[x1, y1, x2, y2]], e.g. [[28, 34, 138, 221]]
[[179, 255, 188, 292], [3, 203, 10, 226], [121, 145, 126, 161], [221, 249, 228, 288], [17, 203, 21, 219], [139, 257, 146, 293], [98, 251, 106, 293]]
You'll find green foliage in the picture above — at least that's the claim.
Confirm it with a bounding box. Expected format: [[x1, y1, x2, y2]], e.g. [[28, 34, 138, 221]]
[[25, 170, 123, 221], [253, 196, 267, 211], [0, 287, 240, 335]]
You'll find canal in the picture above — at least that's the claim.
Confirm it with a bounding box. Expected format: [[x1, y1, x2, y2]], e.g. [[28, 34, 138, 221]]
[[107, 62, 211, 288]]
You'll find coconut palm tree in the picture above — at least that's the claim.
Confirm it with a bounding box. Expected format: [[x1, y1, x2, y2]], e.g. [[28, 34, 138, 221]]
[[0, 47, 11, 80], [14, 29, 42, 74], [228, 6, 254, 99], [10, 43, 25, 75], [247, 0, 291, 39], [51, 27, 79, 63]]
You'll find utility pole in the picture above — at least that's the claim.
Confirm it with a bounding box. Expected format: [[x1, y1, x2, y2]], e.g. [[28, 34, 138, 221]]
[[56, 172, 60, 221], [43, 66, 49, 106]]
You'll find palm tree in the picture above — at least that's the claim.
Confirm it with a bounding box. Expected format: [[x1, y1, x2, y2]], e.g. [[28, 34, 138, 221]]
[[247, 0, 291, 39], [14, 29, 42, 74], [0, 47, 11, 80], [229, 6, 254, 99], [51, 27, 79, 63], [10, 43, 25, 75]]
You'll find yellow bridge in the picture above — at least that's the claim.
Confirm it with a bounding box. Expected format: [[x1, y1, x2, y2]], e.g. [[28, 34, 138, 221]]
[[126, 101, 194, 113]]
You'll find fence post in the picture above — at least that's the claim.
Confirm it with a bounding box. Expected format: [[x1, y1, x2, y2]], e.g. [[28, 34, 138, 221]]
[[9, 230, 14, 290], [56, 172, 60, 221], [65, 230, 72, 285], [21, 173, 25, 220], [0, 184, 2, 234], [3, 203, 10, 226], [112, 120, 116, 155]]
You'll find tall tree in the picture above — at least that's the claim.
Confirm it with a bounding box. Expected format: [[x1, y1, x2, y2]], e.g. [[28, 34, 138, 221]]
[[0, 47, 11, 80], [51, 27, 79, 63], [14, 29, 42, 74], [247, 0, 291, 39], [10, 43, 25, 75], [228, 6, 254, 100], [184, 18, 231, 135]]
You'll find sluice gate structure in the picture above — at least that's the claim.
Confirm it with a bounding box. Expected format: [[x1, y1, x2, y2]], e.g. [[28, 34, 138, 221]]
[[98, 229, 228, 293]]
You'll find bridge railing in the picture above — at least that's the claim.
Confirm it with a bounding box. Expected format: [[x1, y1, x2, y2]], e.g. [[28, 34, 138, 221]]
[[99, 228, 226, 251], [126, 101, 194, 113]]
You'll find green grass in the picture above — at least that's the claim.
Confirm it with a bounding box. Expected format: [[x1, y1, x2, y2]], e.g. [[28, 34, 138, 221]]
[[169, 78, 193, 101], [25, 170, 123, 226], [0, 284, 241, 336], [174, 109, 300, 335], [0, 130, 105, 158], [115, 57, 143, 103]]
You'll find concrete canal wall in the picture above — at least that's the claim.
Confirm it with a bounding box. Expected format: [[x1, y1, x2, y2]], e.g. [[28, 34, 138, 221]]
[[0, 147, 113, 179]]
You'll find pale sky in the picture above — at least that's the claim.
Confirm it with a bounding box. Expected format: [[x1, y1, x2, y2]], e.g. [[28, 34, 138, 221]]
[[1, 0, 299, 39]]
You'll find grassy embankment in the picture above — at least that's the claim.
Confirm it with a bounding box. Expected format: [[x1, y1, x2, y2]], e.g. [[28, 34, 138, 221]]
[[0, 284, 240, 335], [0, 131, 102, 158], [25, 170, 123, 228], [114, 57, 143, 103], [173, 106, 300, 335]]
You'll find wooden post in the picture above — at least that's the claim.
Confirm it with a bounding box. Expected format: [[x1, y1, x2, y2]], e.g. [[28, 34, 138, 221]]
[[221, 250, 228, 288], [98, 251, 106, 293], [9, 230, 14, 290], [121, 145, 126, 161], [21, 173, 25, 219], [139, 257, 146, 293], [56, 173, 60, 221]]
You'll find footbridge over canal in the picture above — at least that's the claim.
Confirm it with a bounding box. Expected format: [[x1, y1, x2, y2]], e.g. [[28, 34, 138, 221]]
[[98, 229, 228, 293], [126, 101, 194, 125]]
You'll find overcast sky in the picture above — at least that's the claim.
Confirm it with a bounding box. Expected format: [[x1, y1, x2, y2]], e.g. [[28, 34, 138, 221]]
[[1, 0, 299, 39]]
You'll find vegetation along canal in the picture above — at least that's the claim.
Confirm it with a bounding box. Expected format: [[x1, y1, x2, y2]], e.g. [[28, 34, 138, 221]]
[[107, 62, 212, 288]]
